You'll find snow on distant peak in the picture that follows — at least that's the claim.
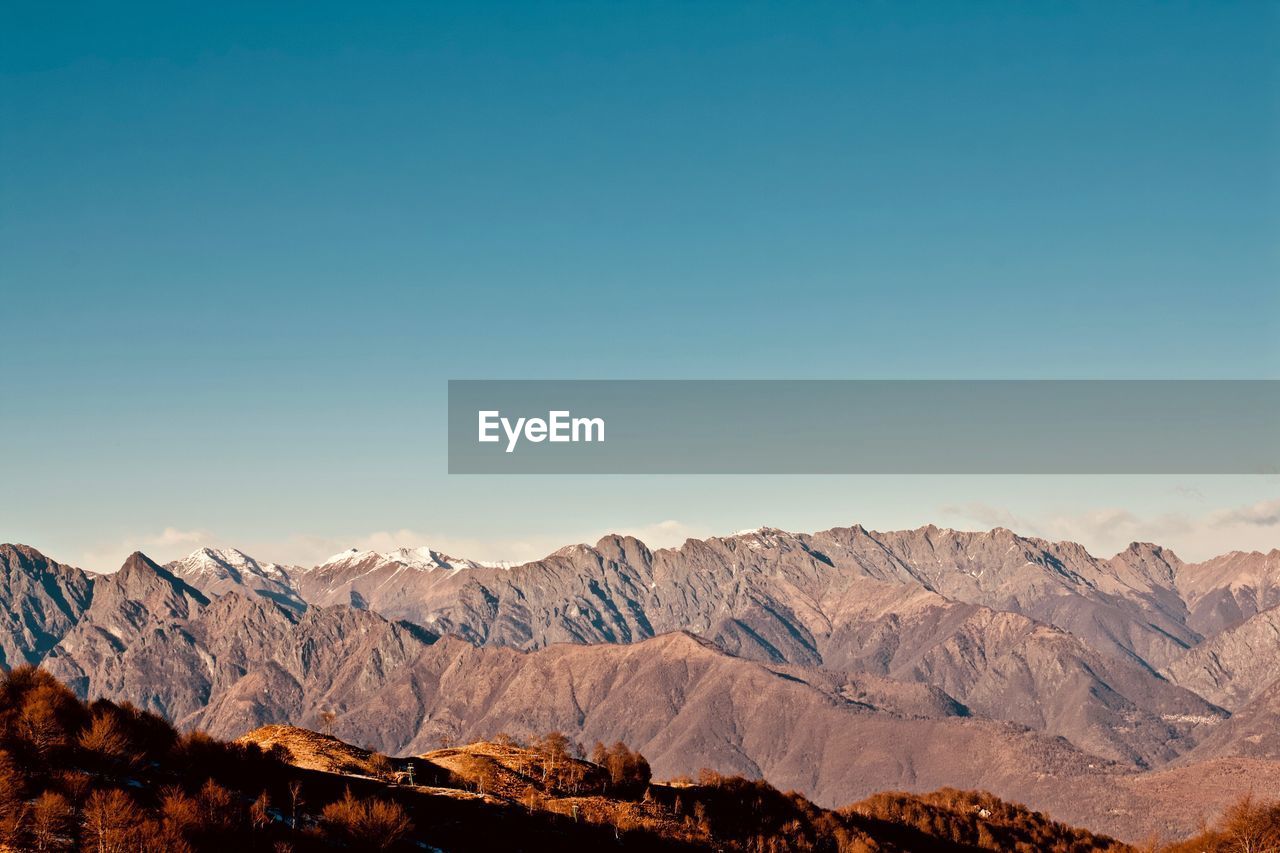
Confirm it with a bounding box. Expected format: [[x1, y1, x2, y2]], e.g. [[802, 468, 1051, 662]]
[[730, 526, 792, 539], [321, 548, 367, 567], [384, 546, 461, 570], [170, 547, 293, 581], [318, 545, 512, 572]]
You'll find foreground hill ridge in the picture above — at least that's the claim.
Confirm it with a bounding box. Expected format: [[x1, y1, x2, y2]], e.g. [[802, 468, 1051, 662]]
[[3, 523, 1280, 843], [6, 664, 1182, 852]]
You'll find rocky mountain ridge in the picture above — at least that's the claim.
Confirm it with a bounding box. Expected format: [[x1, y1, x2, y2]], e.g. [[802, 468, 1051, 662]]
[[4, 523, 1280, 842]]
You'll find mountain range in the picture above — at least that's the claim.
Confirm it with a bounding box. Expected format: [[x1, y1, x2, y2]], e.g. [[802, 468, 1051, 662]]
[[4, 523, 1280, 842]]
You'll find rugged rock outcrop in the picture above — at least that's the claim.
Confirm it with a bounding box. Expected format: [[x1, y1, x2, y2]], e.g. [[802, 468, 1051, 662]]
[[0, 544, 94, 669], [298, 526, 1203, 670], [1177, 549, 1280, 637], [1165, 604, 1280, 712]]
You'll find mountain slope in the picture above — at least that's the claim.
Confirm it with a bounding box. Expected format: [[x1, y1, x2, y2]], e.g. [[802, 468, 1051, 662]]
[[166, 547, 306, 611], [1184, 678, 1280, 762], [297, 527, 1217, 764], [45, 556, 434, 735], [1164, 604, 1280, 711], [0, 544, 94, 669], [815, 578, 1221, 767], [1177, 549, 1280, 637]]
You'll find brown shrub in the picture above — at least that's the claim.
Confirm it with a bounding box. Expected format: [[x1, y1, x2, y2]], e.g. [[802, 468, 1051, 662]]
[[320, 788, 413, 850], [368, 751, 395, 781]]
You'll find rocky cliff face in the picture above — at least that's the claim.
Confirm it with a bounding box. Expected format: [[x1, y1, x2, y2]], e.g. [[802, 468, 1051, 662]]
[[296, 525, 1201, 675], [0, 543, 94, 668], [1177, 549, 1280, 637], [44, 555, 435, 735], [1165, 603, 1280, 712]]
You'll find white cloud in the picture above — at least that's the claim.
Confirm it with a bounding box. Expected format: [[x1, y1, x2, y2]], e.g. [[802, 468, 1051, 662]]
[[607, 519, 709, 548], [144, 527, 212, 547], [941, 499, 1279, 561], [938, 503, 1030, 532], [1209, 498, 1280, 528], [79, 526, 213, 573]]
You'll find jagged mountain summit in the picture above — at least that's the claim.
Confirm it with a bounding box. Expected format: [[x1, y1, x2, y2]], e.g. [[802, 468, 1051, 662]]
[[320, 545, 512, 572], [292, 525, 1203, 675], [166, 546, 306, 611], [144, 525, 1272, 672], [0, 543, 93, 668], [297, 546, 515, 611]]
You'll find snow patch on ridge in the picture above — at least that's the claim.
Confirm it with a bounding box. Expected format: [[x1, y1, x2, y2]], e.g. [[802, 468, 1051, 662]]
[[320, 546, 512, 572]]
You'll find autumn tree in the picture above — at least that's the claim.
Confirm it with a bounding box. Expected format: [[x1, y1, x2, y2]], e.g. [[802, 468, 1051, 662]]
[[30, 791, 74, 852], [197, 779, 237, 832], [368, 751, 395, 782], [56, 770, 93, 806], [78, 712, 137, 766], [18, 695, 66, 759], [0, 785, 28, 849], [250, 791, 272, 832], [81, 789, 142, 853], [287, 780, 305, 829], [522, 785, 543, 815], [159, 786, 204, 840], [536, 731, 571, 784], [603, 741, 651, 792], [1221, 794, 1280, 853]]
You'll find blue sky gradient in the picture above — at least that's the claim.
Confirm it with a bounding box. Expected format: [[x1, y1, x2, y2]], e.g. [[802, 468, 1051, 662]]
[[2, 1, 1278, 569]]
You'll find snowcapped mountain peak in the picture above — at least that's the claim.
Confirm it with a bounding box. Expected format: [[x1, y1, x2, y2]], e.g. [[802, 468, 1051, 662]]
[[321, 548, 366, 567], [195, 546, 250, 566], [728, 526, 795, 541], [316, 545, 511, 573], [163, 547, 305, 612], [383, 546, 458, 570], [170, 547, 293, 582]]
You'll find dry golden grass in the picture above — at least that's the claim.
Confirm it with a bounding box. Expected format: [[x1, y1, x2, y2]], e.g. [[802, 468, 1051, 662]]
[[238, 724, 382, 776], [419, 740, 608, 799]]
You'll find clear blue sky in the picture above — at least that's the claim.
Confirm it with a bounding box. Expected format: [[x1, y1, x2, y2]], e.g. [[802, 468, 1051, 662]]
[[2, 1, 1278, 569]]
